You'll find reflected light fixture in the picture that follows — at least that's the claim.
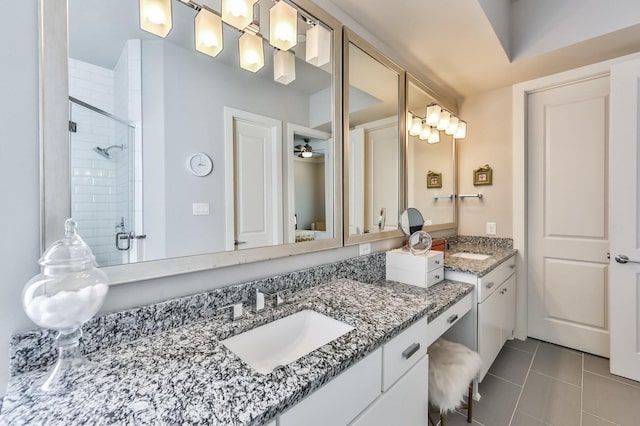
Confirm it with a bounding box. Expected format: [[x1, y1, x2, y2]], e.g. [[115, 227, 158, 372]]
[[222, 0, 257, 30], [409, 117, 422, 136], [426, 104, 441, 127], [306, 23, 331, 67], [407, 113, 413, 132], [445, 116, 459, 136], [274, 49, 296, 84], [139, 0, 172, 37], [270, 1, 298, 51], [195, 8, 223, 58], [437, 110, 451, 131], [428, 129, 440, 144], [239, 31, 265, 72], [454, 121, 467, 139], [419, 123, 431, 141]]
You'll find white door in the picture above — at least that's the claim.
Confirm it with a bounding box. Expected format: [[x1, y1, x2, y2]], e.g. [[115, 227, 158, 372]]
[[348, 128, 365, 235], [224, 108, 282, 250], [609, 58, 640, 381], [366, 123, 399, 232], [527, 76, 610, 356]]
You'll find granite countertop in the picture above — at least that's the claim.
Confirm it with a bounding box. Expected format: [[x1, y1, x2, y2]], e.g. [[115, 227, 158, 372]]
[[444, 243, 517, 277], [0, 278, 473, 426]]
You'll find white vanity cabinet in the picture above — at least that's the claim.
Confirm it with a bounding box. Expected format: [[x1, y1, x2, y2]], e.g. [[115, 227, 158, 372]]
[[444, 255, 516, 382], [277, 316, 430, 426]]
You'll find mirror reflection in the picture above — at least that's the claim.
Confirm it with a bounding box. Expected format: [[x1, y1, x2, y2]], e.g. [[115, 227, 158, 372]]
[[67, 0, 336, 266], [406, 79, 456, 230], [347, 42, 400, 236]]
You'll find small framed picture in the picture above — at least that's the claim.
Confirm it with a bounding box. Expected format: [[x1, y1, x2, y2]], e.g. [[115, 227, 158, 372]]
[[474, 165, 492, 186], [427, 171, 442, 188]]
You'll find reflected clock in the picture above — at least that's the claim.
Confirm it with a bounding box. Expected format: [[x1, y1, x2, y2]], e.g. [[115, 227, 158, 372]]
[[188, 153, 213, 177]]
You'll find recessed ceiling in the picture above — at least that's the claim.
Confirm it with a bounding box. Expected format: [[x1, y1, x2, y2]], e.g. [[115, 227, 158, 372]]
[[328, 0, 640, 99]]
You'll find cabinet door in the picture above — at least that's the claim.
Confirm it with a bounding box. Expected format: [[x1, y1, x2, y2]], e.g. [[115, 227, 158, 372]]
[[478, 286, 503, 381], [350, 355, 428, 426], [500, 274, 517, 345]]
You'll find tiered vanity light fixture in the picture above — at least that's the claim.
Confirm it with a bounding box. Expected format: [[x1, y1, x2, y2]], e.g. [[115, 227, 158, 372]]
[[407, 103, 467, 143], [138, 0, 331, 84]]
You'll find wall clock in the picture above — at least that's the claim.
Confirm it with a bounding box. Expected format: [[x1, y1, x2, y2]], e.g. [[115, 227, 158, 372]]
[[188, 153, 213, 177]]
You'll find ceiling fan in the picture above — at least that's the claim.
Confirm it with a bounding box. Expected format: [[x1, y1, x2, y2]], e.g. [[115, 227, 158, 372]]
[[294, 138, 323, 158]]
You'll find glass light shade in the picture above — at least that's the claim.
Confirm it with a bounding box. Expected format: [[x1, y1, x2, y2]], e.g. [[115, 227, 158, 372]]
[[239, 32, 265, 72], [270, 1, 297, 51], [445, 116, 459, 135], [139, 0, 172, 38], [428, 129, 440, 144], [222, 0, 257, 30], [409, 117, 422, 136], [436, 110, 451, 131], [22, 219, 109, 395], [419, 124, 431, 141], [302, 151, 313, 158], [306, 24, 331, 67], [274, 49, 296, 85], [407, 113, 413, 132], [454, 121, 467, 139], [426, 104, 441, 126], [195, 9, 223, 58]]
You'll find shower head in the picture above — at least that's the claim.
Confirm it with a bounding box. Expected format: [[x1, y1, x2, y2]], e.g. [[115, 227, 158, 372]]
[[93, 144, 124, 160]]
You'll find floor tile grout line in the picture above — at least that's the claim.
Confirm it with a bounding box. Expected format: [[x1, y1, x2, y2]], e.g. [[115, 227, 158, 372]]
[[485, 372, 525, 388], [583, 370, 640, 390], [581, 409, 622, 426], [503, 343, 537, 355], [508, 341, 539, 425], [528, 369, 583, 389]]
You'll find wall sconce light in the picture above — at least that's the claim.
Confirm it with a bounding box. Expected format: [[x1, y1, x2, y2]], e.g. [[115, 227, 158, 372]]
[[306, 23, 331, 67], [222, 0, 257, 30], [274, 49, 296, 84], [419, 123, 431, 141], [195, 8, 223, 58], [437, 110, 451, 131], [139, 0, 173, 37], [454, 121, 467, 139], [409, 116, 422, 136], [426, 104, 441, 127], [239, 31, 265, 72], [270, 1, 298, 51], [445, 116, 459, 136]]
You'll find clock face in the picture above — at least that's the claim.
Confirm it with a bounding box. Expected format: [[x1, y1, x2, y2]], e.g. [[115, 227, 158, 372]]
[[188, 153, 213, 177]]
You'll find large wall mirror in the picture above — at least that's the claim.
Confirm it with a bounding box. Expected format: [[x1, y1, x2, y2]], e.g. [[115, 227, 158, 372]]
[[343, 28, 405, 245], [406, 75, 457, 231], [41, 0, 343, 284]]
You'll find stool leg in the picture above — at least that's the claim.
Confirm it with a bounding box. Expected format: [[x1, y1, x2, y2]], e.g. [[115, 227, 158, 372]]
[[441, 412, 446, 426], [467, 382, 473, 423]]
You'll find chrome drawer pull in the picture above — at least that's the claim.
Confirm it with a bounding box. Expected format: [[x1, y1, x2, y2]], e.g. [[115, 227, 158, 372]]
[[509, 264, 515, 269], [485, 282, 495, 289], [402, 343, 421, 359], [435, 260, 440, 264], [447, 314, 459, 324], [435, 275, 440, 279]]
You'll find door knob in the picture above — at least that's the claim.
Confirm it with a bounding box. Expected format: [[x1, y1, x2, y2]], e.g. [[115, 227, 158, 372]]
[[615, 255, 640, 264]]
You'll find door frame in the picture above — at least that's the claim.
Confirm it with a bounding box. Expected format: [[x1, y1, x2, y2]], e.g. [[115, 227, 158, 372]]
[[224, 107, 283, 251], [512, 52, 640, 340]]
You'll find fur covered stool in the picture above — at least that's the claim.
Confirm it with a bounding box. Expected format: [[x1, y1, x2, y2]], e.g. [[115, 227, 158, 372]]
[[428, 338, 482, 425]]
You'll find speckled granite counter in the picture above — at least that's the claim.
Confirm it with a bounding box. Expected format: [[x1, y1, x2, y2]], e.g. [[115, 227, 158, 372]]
[[0, 278, 473, 426], [444, 241, 517, 277]]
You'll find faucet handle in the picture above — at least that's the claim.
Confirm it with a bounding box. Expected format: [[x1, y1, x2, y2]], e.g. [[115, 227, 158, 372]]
[[217, 302, 243, 321], [255, 286, 284, 312]]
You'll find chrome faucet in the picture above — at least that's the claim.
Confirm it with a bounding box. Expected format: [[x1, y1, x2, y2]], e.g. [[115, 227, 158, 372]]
[[255, 285, 284, 312]]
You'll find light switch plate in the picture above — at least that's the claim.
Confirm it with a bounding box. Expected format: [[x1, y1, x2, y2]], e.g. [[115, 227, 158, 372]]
[[486, 222, 497, 235], [193, 203, 210, 215], [359, 243, 371, 256]]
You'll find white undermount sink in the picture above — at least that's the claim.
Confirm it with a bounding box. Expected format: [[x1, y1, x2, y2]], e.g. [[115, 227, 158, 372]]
[[451, 252, 491, 261], [221, 310, 355, 374]]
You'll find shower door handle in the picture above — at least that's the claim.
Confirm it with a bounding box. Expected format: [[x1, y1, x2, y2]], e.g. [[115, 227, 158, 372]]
[[116, 232, 131, 251]]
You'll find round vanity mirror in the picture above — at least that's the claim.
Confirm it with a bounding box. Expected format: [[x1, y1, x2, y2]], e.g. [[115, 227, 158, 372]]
[[399, 208, 425, 236]]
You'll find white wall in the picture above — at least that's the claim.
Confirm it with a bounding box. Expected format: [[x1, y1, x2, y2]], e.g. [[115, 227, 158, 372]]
[[294, 158, 326, 230], [457, 86, 513, 238]]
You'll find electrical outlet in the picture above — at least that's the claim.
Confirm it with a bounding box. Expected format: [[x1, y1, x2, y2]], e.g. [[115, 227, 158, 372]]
[[193, 203, 210, 216], [486, 222, 497, 235], [359, 243, 371, 256]]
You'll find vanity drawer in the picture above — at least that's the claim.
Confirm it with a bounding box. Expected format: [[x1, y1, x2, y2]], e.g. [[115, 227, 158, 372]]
[[386, 250, 443, 272], [477, 255, 516, 303], [426, 267, 444, 287], [426, 293, 473, 347], [382, 315, 428, 391]]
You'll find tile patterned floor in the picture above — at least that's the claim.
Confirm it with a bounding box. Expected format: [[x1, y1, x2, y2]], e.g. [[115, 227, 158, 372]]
[[433, 338, 640, 426]]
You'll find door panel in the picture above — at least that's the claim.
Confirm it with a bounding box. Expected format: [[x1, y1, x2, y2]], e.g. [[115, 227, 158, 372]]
[[528, 76, 610, 356], [610, 58, 640, 381]]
